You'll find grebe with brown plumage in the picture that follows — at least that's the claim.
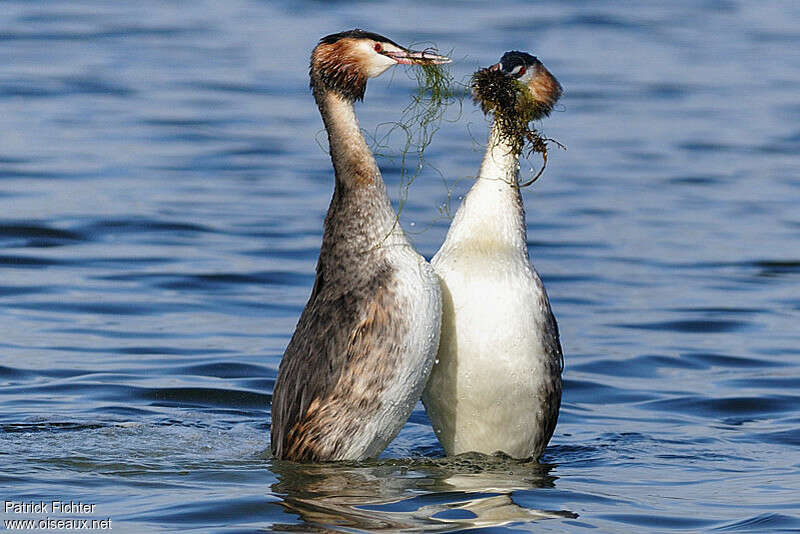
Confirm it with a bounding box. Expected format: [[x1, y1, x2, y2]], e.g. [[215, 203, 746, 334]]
[[270, 30, 449, 462]]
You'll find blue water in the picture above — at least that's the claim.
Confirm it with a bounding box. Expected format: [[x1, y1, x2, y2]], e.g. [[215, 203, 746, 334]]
[[1, 0, 799, 532]]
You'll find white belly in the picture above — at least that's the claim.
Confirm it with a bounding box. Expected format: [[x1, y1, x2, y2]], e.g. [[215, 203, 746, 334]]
[[422, 249, 560, 459]]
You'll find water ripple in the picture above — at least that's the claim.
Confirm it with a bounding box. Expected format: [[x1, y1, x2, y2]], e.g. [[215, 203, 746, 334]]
[[615, 319, 752, 333], [600, 513, 718, 530], [563, 379, 655, 404], [714, 513, 800, 532], [642, 395, 799, 418], [0, 25, 207, 42]]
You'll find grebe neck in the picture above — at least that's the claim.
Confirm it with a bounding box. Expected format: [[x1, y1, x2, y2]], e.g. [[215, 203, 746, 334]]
[[312, 88, 408, 287], [436, 121, 528, 256], [315, 89, 382, 191], [477, 121, 520, 186]]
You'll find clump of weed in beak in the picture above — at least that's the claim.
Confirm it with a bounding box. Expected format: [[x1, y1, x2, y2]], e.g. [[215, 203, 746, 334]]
[[471, 67, 564, 186]]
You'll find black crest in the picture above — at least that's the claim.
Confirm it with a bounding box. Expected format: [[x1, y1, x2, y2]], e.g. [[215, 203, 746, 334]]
[[318, 28, 402, 49], [499, 51, 542, 76]]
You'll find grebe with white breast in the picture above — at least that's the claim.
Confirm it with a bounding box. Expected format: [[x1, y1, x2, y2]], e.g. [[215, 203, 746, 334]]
[[271, 30, 449, 462], [422, 51, 564, 460]]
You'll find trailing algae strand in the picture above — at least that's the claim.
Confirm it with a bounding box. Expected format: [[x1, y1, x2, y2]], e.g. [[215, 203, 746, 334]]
[[370, 49, 460, 236], [395, 55, 458, 191]]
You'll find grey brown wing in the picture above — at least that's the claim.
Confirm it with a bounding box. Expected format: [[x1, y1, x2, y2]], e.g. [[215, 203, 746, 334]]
[[536, 301, 563, 456], [270, 270, 404, 461]]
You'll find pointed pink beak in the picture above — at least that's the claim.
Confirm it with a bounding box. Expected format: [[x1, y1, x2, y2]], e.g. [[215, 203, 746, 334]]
[[385, 48, 451, 65]]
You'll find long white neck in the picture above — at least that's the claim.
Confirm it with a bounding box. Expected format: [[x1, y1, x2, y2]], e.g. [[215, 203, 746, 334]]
[[436, 122, 528, 258]]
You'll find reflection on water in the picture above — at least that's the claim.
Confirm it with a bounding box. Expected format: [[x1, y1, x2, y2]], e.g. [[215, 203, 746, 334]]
[[271, 454, 576, 532]]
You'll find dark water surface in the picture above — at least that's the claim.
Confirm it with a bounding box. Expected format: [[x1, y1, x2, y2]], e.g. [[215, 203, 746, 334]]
[[2, 1, 799, 532]]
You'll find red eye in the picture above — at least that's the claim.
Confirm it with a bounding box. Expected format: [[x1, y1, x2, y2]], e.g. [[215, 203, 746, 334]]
[[518, 66, 526, 77], [374, 42, 383, 52]]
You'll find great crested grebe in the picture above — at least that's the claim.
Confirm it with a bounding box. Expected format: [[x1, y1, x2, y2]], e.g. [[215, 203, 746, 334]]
[[271, 30, 449, 462], [422, 51, 564, 460]]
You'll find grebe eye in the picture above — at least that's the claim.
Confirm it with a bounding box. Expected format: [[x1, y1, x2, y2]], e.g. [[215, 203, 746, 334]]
[[374, 42, 383, 52], [511, 65, 527, 77]]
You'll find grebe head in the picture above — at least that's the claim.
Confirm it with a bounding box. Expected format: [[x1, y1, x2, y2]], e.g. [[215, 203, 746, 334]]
[[490, 51, 562, 119], [310, 29, 450, 102]]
